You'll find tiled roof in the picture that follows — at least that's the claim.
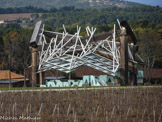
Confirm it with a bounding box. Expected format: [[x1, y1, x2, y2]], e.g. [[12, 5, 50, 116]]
[[0, 80, 23, 84], [0, 70, 29, 81]]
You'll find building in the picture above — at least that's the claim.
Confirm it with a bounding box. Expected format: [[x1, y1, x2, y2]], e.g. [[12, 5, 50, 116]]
[[40, 66, 144, 87], [0, 70, 29, 88], [144, 68, 162, 84], [0, 20, 5, 24]]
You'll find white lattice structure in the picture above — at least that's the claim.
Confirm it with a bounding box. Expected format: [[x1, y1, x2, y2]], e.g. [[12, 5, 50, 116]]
[[30, 20, 144, 86], [38, 25, 121, 76]]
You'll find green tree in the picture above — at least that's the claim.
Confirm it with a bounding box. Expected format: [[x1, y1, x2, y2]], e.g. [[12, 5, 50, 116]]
[[136, 19, 149, 28], [3, 29, 32, 87], [14, 29, 32, 87], [138, 31, 162, 83], [3, 30, 21, 88]]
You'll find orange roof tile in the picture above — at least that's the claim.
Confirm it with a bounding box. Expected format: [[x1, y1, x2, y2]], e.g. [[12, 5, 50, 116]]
[[0, 70, 29, 81]]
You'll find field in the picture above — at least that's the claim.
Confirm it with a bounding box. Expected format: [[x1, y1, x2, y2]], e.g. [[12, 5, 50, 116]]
[[0, 13, 32, 21], [0, 87, 162, 121], [0, 13, 42, 21]]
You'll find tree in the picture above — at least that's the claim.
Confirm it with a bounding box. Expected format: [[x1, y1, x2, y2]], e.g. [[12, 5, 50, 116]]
[[135, 19, 149, 28], [30, 13, 39, 20], [3, 30, 21, 67], [3, 29, 32, 87], [3, 30, 21, 88], [0, 30, 4, 64], [138, 31, 162, 83], [14, 29, 32, 87]]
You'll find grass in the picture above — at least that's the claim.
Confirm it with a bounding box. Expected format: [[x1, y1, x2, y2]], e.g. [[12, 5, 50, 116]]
[[0, 86, 112, 91], [0, 85, 161, 91]]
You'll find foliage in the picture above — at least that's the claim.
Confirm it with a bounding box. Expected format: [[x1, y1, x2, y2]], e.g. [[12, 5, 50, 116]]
[[0, 6, 48, 14], [0, 6, 162, 30], [39, 6, 162, 29], [134, 26, 162, 68], [0, 0, 142, 9], [138, 31, 161, 60], [13, 29, 32, 73], [0, 25, 32, 78]]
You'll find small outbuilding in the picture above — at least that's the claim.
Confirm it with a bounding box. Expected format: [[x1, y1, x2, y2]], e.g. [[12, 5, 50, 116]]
[[0, 20, 5, 24], [0, 70, 29, 88]]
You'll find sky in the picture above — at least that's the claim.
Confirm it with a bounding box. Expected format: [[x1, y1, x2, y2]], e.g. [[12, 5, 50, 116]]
[[127, 0, 162, 7]]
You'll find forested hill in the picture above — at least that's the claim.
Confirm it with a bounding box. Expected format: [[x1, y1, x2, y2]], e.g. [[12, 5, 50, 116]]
[[0, 0, 143, 9]]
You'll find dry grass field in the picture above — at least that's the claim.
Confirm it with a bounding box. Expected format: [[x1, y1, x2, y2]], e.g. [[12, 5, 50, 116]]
[[0, 13, 42, 21], [0, 87, 162, 122], [0, 13, 32, 21]]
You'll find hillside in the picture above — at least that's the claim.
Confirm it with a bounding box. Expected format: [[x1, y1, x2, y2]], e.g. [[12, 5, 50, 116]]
[[0, 0, 142, 9], [40, 6, 162, 28], [127, 0, 162, 7]]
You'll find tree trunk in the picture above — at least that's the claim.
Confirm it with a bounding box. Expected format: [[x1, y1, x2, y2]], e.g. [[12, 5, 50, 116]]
[[24, 66, 26, 87], [9, 55, 11, 88], [148, 58, 155, 83]]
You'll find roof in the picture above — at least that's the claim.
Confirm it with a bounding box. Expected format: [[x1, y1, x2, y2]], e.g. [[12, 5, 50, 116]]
[[0, 70, 29, 81], [0, 80, 24, 84], [144, 69, 162, 79], [45, 76, 66, 80]]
